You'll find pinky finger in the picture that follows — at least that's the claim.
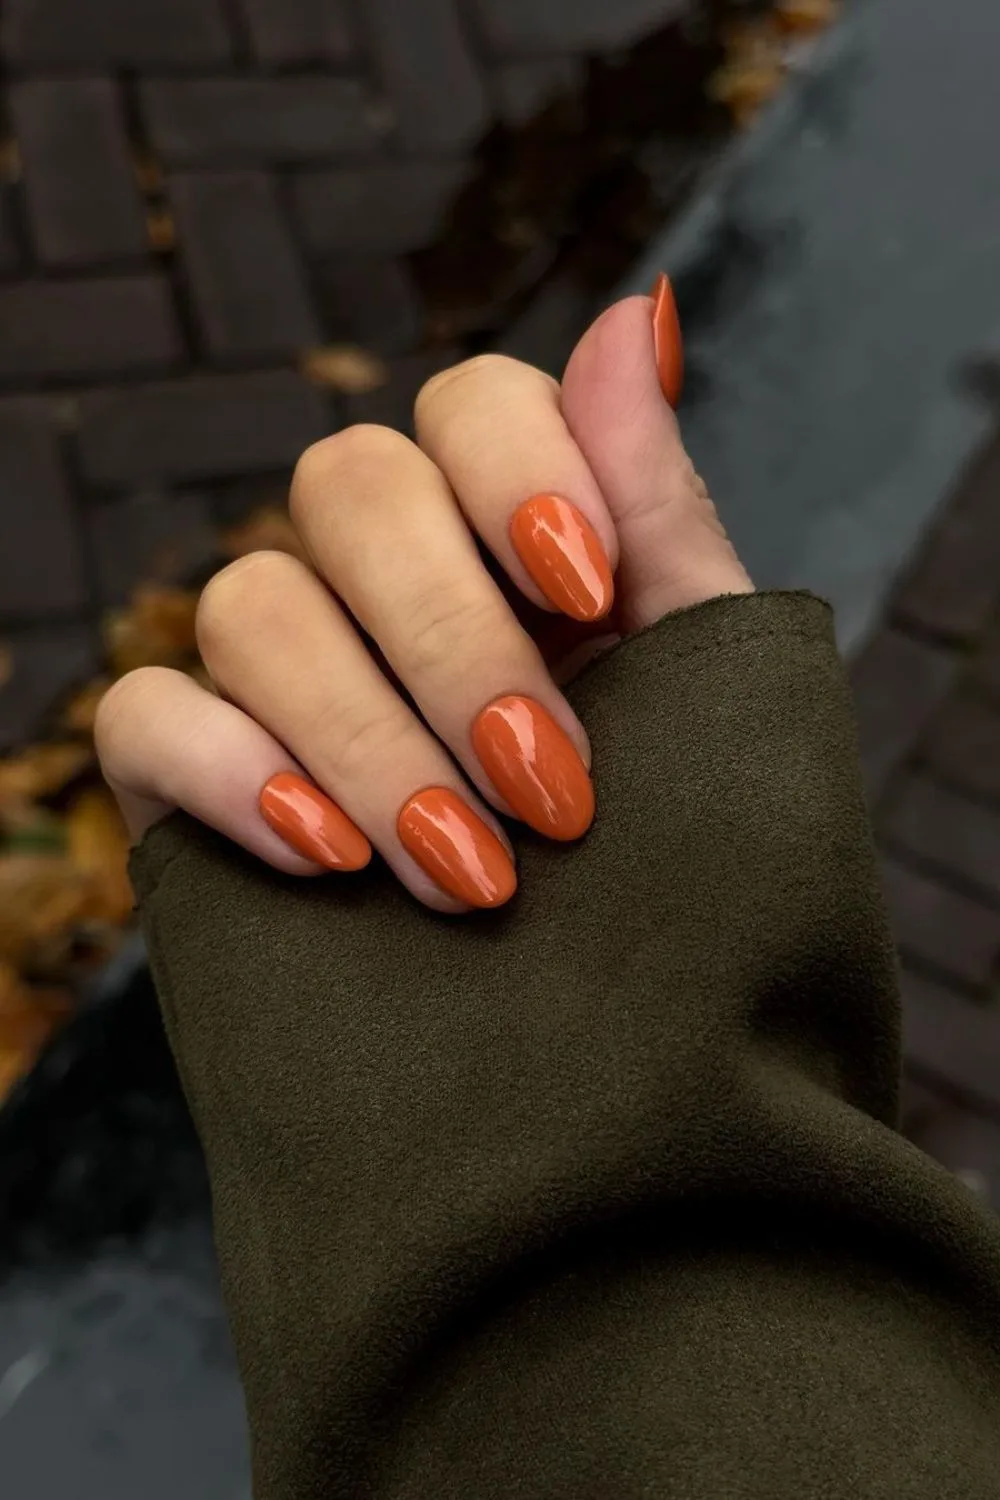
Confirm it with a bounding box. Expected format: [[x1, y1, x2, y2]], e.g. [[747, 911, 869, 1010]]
[[94, 666, 372, 877]]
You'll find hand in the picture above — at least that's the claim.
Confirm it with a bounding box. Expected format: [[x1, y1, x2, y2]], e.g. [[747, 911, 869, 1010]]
[[95, 282, 751, 914]]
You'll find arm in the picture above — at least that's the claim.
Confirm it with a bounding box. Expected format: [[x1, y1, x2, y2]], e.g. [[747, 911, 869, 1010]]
[[132, 588, 1000, 1500]]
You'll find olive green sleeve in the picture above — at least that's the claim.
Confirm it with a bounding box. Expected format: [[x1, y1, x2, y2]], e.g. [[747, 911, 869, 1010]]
[[130, 591, 1000, 1500]]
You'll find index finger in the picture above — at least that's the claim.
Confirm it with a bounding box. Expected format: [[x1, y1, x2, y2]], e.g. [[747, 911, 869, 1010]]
[[414, 354, 619, 624]]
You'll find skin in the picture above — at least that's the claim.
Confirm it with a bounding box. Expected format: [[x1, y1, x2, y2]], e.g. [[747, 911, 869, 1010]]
[[95, 294, 752, 914]]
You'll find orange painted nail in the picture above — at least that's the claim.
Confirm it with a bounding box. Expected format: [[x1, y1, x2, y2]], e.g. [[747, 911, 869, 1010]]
[[398, 788, 517, 908], [472, 695, 594, 842], [651, 271, 684, 407], [260, 772, 371, 870], [509, 494, 614, 622]]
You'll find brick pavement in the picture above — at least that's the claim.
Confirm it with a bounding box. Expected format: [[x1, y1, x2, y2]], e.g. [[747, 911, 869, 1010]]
[[0, 0, 723, 748], [852, 410, 1000, 1201]]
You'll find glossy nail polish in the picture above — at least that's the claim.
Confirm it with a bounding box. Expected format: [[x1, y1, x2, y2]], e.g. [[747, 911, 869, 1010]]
[[651, 271, 684, 407], [398, 788, 517, 908], [472, 695, 594, 842], [260, 772, 372, 870], [509, 494, 614, 622]]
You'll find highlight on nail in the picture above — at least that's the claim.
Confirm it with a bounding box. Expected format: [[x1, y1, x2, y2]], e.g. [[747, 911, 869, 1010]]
[[472, 695, 594, 842], [651, 271, 684, 408], [259, 772, 371, 870], [397, 787, 517, 909], [509, 493, 614, 623]]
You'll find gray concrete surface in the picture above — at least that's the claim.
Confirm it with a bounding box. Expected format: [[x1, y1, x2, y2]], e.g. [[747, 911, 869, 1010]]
[[623, 0, 1000, 652]]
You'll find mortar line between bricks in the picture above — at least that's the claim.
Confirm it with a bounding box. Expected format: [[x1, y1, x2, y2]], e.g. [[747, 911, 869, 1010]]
[[878, 833, 1000, 917], [896, 951, 993, 1008], [116, 75, 206, 373], [904, 1060, 1000, 1130]]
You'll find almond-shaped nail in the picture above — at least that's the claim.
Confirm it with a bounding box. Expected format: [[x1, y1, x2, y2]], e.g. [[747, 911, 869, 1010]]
[[260, 772, 371, 870], [510, 493, 614, 622], [472, 695, 594, 842], [651, 271, 684, 407], [398, 788, 517, 908]]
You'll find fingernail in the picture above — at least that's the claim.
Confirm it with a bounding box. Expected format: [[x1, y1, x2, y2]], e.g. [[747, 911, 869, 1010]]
[[651, 272, 684, 407], [260, 772, 371, 870], [398, 788, 517, 908], [510, 493, 614, 622], [472, 695, 594, 842]]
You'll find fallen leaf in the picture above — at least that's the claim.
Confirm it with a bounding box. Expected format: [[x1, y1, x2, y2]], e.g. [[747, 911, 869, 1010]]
[[775, 0, 839, 34], [105, 585, 199, 674], [66, 788, 134, 927], [147, 206, 176, 253], [0, 1049, 29, 1102], [0, 742, 93, 806], [0, 800, 65, 854], [133, 149, 164, 196], [299, 344, 389, 395], [0, 856, 96, 970], [220, 507, 310, 566], [0, 641, 12, 690], [61, 677, 112, 735], [707, 60, 786, 119]]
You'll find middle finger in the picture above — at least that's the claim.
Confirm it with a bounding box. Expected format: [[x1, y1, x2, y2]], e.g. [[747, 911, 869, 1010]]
[[290, 425, 595, 842]]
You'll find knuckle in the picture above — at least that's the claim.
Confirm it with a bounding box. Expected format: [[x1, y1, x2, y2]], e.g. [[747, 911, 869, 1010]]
[[195, 550, 302, 657], [290, 425, 411, 523], [415, 353, 555, 429], [316, 698, 412, 785], [406, 588, 500, 677], [93, 666, 171, 770]]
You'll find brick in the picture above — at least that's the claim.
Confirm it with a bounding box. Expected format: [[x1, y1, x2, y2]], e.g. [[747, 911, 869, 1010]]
[[880, 857, 1000, 992], [236, 0, 356, 68], [169, 173, 319, 361], [1, 0, 232, 67], [362, 0, 489, 152], [10, 80, 147, 269], [470, 0, 688, 56], [0, 276, 181, 382], [0, 189, 19, 275], [894, 434, 1000, 642], [849, 628, 957, 807], [314, 254, 422, 356], [0, 400, 87, 617], [924, 690, 1000, 803], [345, 347, 460, 436], [973, 618, 1000, 702], [142, 78, 380, 166], [0, 624, 100, 751], [88, 491, 217, 607], [292, 161, 468, 254], [78, 372, 332, 487], [492, 58, 584, 127], [901, 970, 1000, 1120], [882, 775, 1000, 902]]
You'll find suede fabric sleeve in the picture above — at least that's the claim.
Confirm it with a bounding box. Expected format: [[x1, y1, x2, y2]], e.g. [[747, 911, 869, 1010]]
[[130, 590, 1000, 1500]]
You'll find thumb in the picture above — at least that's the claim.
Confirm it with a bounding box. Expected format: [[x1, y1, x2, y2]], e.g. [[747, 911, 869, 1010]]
[[560, 285, 752, 634]]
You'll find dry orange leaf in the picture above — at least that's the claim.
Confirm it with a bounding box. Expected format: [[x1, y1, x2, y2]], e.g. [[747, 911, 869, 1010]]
[[61, 677, 112, 735], [300, 344, 388, 394], [775, 0, 838, 34], [147, 206, 177, 252], [708, 60, 786, 119], [220, 506, 310, 565], [0, 742, 93, 807], [66, 787, 134, 927], [0, 855, 96, 969], [0, 1049, 29, 1101], [105, 584, 199, 675]]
